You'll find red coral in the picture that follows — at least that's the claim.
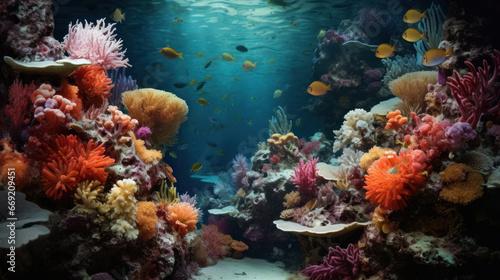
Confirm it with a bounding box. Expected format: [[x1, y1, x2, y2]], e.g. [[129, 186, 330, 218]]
[[41, 135, 115, 201], [291, 158, 319, 202], [201, 224, 226, 264], [70, 65, 114, 110], [5, 79, 36, 131], [57, 79, 83, 121], [270, 154, 280, 165], [364, 151, 426, 211], [405, 113, 450, 162]]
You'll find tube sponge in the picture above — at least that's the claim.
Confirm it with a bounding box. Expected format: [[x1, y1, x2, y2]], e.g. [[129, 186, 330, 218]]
[[122, 88, 188, 146]]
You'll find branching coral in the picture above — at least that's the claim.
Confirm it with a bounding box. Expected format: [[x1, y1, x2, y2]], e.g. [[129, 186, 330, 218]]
[[439, 163, 484, 204], [136, 202, 158, 241], [70, 65, 113, 110], [122, 88, 189, 146], [269, 106, 292, 136], [41, 135, 115, 201], [385, 110, 408, 131], [231, 154, 248, 189], [106, 179, 139, 240], [364, 151, 426, 211], [291, 158, 319, 202], [167, 202, 198, 237], [333, 109, 375, 152], [446, 49, 500, 129], [267, 132, 299, 146], [63, 18, 130, 70], [5, 79, 36, 131], [73, 180, 108, 214], [301, 244, 360, 280], [389, 71, 438, 115]]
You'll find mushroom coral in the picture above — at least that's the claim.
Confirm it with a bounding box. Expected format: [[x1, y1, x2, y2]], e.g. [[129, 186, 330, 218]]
[[122, 88, 188, 146], [364, 151, 426, 211], [167, 202, 198, 237], [230, 241, 248, 259], [439, 163, 484, 204]]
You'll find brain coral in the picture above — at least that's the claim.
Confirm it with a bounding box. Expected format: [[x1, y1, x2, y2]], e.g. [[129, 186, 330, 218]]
[[122, 88, 188, 146], [364, 151, 426, 211]]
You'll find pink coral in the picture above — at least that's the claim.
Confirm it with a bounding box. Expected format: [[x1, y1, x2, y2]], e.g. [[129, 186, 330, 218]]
[[31, 84, 76, 134], [405, 113, 449, 161], [291, 158, 319, 202], [104, 105, 138, 136], [447, 49, 500, 129], [302, 244, 360, 280], [270, 154, 280, 165], [300, 140, 320, 158], [231, 154, 248, 189], [63, 18, 130, 70], [201, 224, 226, 264], [5, 79, 36, 131]]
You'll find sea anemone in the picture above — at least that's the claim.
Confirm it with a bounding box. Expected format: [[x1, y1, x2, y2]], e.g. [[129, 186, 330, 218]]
[[364, 151, 426, 211], [167, 202, 198, 237], [70, 65, 113, 110]]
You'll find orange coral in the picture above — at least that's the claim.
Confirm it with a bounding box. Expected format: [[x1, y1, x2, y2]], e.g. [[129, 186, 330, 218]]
[[128, 131, 162, 164], [41, 135, 115, 201], [167, 202, 198, 237], [359, 146, 393, 171], [371, 206, 390, 234], [230, 241, 248, 259], [439, 163, 484, 204], [267, 133, 299, 146], [283, 190, 301, 208], [70, 65, 113, 110], [106, 106, 138, 136], [0, 140, 31, 191], [165, 164, 177, 183], [364, 151, 426, 211], [385, 110, 408, 130], [136, 202, 158, 241], [58, 79, 83, 121]]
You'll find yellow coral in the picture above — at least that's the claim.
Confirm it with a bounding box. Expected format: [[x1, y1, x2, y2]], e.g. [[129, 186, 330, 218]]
[[128, 131, 162, 164], [280, 209, 295, 219], [371, 206, 390, 234], [267, 132, 299, 146], [136, 202, 158, 241], [106, 179, 139, 240], [439, 164, 484, 205], [283, 190, 301, 208], [122, 88, 189, 146], [389, 71, 438, 115], [359, 146, 393, 170], [73, 180, 108, 214]]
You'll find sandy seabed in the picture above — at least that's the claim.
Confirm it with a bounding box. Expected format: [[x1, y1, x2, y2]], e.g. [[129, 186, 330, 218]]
[[192, 258, 299, 280]]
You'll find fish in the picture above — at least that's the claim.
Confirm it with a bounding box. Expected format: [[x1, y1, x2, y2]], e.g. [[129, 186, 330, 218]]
[[197, 98, 210, 105], [375, 43, 397, 58], [402, 28, 428, 42], [173, 82, 187, 88], [189, 79, 197, 85], [421, 47, 454, 67], [195, 52, 204, 58], [197, 80, 206, 90], [216, 149, 224, 155], [190, 163, 203, 173], [395, 139, 408, 148], [273, 89, 283, 98], [221, 94, 228, 101], [236, 45, 248, 52], [248, 120, 253, 126], [269, 59, 276, 64], [233, 77, 240, 82], [307, 81, 332, 96], [317, 29, 326, 40], [110, 8, 126, 23], [215, 108, 220, 113], [242, 60, 257, 71], [289, 20, 298, 27], [221, 53, 236, 61], [172, 17, 183, 26], [251, 96, 256, 101], [169, 151, 178, 158], [196, 130, 199, 135], [159, 47, 183, 59], [207, 141, 218, 147], [204, 60, 212, 69], [174, 81, 188, 89], [204, 74, 213, 80], [403, 9, 428, 24], [295, 118, 301, 126], [209, 117, 218, 123]]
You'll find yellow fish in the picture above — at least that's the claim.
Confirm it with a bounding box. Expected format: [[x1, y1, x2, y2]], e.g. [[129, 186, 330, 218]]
[[110, 8, 126, 23], [242, 60, 257, 71], [251, 96, 256, 100], [216, 150, 224, 156], [215, 108, 220, 113], [196, 98, 210, 105], [403, 9, 428, 23], [421, 48, 454, 67], [169, 151, 178, 158], [190, 162, 203, 173], [196, 130, 199, 135], [233, 77, 240, 81], [205, 74, 213, 80], [375, 43, 397, 58], [221, 53, 236, 61], [395, 139, 408, 148], [195, 52, 204, 58], [317, 29, 326, 40], [248, 120, 253, 126], [402, 28, 428, 42], [159, 47, 183, 60], [307, 81, 332, 96], [189, 79, 197, 85], [221, 94, 228, 101], [273, 89, 283, 98], [295, 118, 301, 126]]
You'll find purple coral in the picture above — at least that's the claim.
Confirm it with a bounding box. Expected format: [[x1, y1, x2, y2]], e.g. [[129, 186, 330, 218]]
[[324, 30, 349, 43], [447, 49, 500, 129], [301, 244, 360, 280], [135, 126, 152, 140], [63, 18, 130, 70], [444, 122, 477, 150], [231, 154, 249, 189], [291, 158, 319, 202]]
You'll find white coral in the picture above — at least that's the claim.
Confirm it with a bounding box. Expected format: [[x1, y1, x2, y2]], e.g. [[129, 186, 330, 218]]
[[106, 179, 138, 240], [333, 109, 375, 152]]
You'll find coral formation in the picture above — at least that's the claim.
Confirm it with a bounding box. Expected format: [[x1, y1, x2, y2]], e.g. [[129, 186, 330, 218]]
[[301, 244, 360, 279], [167, 202, 198, 237], [388, 71, 438, 115], [439, 163, 484, 204], [136, 201, 158, 241], [106, 179, 139, 240]]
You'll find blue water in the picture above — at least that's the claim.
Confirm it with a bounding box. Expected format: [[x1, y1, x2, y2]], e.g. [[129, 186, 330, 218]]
[[52, 0, 438, 193]]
